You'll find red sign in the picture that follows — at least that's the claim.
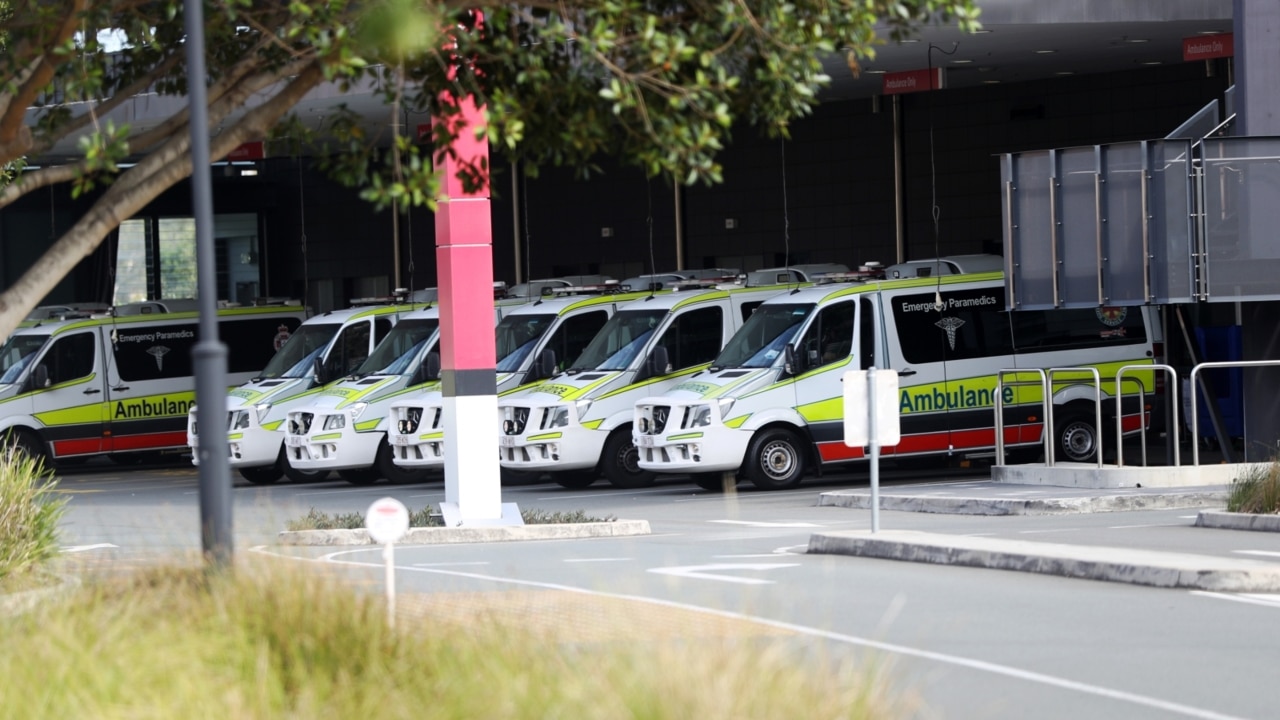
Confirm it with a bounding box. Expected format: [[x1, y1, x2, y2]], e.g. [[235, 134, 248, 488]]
[[882, 68, 943, 95], [226, 141, 264, 161], [1183, 33, 1233, 62], [417, 123, 432, 142]]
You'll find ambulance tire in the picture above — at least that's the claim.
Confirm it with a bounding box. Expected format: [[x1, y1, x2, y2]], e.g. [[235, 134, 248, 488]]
[[238, 464, 282, 485], [5, 429, 47, 468], [602, 428, 656, 489], [692, 472, 738, 492], [377, 442, 431, 485], [554, 470, 598, 489], [1054, 408, 1099, 464], [282, 459, 327, 484], [339, 467, 380, 485], [743, 428, 807, 491]]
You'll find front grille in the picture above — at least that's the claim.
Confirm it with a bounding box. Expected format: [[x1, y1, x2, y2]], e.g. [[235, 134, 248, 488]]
[[289, 412, 313, 434], [652, 406, 669, 433], [398, 407, 422, 434]]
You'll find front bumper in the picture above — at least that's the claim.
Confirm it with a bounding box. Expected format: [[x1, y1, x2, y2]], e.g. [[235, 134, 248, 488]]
[[497, 400, 602, 472], [188, 408, 283, 469], [386, 400, 445, 468], [633, 399, 749, 474], [283, 408, 383, 471]]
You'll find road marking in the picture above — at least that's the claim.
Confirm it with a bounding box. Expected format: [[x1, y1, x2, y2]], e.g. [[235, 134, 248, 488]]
[[411, 562, 490, 567], [61, 543, 118, 553], [261, 546, 1249, 720], [564, 558, 630, 563], [1108, 523, 1182, 529], [647, 563, 799, 585], [710, 520, 820, 528], [715, 553, 794, 559], [1191, 591, 1280, 609], [1234, 550, 1280, 559], [1179, 515, 1199, 519]]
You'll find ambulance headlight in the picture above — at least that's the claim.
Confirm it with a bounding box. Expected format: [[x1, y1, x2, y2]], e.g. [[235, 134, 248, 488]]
[[574, 399, 593, 420], [718, 397, 736, 419], [689, 405, 712, 427], [229, 410, 250, 430], [549, 406, 569, 428], [253, 402, 273, 424], [348, 402, 369, 421], [638, 416, 651, 434], [323, 413, 345, 431]]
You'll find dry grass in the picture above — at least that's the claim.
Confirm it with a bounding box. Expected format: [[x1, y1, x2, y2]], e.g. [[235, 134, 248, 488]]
[[0, 558, 915, 719], [1227, 461, 1280, 514], [0, 448, 65, 589]]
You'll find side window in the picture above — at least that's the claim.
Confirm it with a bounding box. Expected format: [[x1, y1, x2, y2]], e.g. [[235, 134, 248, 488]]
[[797, 301, 855, 370], [374, 318, 393, 345], [656, 306, 723, 371], [548, 310, 608, 371], [222, 318, 303, 373], [44, 332, 95, 385], [740, 301, 763, 323], [1011, 307, 1146, 351], [858, 298, 876, 370], [330, 320, 371, 373], [113, 322, 198, 380], [891, 287, 1013, 364]]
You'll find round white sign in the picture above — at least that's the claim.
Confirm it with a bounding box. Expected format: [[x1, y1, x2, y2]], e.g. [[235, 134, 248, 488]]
[[366, 497, 410, 544]]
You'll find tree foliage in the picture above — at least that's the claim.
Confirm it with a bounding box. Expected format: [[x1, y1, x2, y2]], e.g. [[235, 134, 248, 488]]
[[0, 0, 978, 336]]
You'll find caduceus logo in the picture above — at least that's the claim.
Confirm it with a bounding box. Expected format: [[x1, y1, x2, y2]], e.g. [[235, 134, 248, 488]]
[[935, 317, 965, 351], [147, 345, 170, 370]]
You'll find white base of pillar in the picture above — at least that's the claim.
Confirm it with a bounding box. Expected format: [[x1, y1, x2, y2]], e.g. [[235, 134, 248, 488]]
[[443, 394, 504, 520], [439, 501, 523, 528]]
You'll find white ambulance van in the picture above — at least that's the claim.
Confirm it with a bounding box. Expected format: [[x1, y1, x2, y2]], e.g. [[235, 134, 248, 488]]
[[385, 285, 668, 471], [186, 301, 426, 484], [0, 300, 306, 466], [282, 305, 445, 485], [633, 259, 1157, 490], [496, 281, 803, 489]]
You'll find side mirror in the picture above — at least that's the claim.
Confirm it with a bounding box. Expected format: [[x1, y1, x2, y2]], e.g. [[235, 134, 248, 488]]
[[30, 364, 49, 391], [643, 345, 671, 380], [312, 356, 329, 385], [534, 348, 557, 380], [783, 344, 804, 376], [421, 351, 441, 383]]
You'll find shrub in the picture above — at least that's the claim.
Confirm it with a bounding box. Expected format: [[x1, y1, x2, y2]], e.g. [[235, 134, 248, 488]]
[[0, 448, 66, 585], [1227, 461, 1280, 514]]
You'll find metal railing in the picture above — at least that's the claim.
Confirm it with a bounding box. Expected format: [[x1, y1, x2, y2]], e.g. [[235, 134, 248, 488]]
[[1046, 367, 1103, 468], [1189, 359, 1280, 466], [1114, 364, 1176, 468], [994, 368, 1047, 465]]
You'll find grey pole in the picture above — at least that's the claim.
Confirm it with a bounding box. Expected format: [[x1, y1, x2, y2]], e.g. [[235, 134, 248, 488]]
[[868, 366, 880, 533], [184, 0, 233, 569]]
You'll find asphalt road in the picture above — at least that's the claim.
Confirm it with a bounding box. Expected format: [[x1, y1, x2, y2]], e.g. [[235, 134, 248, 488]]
[[51, 458, 1280, 720]]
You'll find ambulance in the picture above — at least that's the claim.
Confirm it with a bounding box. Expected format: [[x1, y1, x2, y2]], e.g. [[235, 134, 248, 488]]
[[632, 259, 1158, 490], [0, 299, 306, 466], [186, 300, 428, 484], [496, 279, 806, 489], [385, 283, 665, 470], [282, 305, 446, 484]]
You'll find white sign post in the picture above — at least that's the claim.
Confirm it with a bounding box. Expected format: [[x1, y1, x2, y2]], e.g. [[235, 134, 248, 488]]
[[843, 368, 901, 533], [366, 497, 410, 628]]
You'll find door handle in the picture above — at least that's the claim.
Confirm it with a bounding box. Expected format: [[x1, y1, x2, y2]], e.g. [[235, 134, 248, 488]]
[[112, 385, 130, 392], [83, 388, 101, 395], [898, 369, 917, 377]]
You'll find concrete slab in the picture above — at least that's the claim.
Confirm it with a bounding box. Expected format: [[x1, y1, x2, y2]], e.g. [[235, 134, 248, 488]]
[[992, 461, 1261, 489], [817, 482, 1228, 516], [807, 529, 1280, 592]]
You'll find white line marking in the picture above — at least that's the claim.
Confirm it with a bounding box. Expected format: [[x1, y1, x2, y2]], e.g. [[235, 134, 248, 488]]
[[564, 558, 630, 563], [61, 543, 118, 553], [716, 553, 796, 559], [1191, 591, 1280, 609], [1179, 515, 1199, 519], [710, 520, 820, 528], [411, 562, 491, 567], [774, 544, 809, 554], [648, 563, 800, 585], [1108, 523, 1181, 529], [251, 546, 1248, 720], [1234, 550, 1280, 559]]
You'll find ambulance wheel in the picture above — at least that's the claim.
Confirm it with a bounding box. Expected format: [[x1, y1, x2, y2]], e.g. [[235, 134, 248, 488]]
[[282, 459, 327, 484], [377, 443, 431, 485], [238, 465, 282, 485], [743, 428, 807, 490], [602, 429, 655, 489], [5, 429, 47, 468], [554, 470, 597, 489], [1055, 410, 1099, 464], [692, 472, 737, 492], [339, 467, 379, 485]]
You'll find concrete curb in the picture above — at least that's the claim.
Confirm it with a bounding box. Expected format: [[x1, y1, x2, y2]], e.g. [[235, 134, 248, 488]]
[[278, 519, 652, 546], [807, 529, 1280, 592], [1196, 510, 1280, 533], [817, 490, 1228, 516]]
